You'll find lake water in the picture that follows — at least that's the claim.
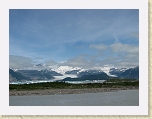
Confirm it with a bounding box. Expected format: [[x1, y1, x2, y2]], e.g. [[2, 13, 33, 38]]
[[9, 89, 139, 106]]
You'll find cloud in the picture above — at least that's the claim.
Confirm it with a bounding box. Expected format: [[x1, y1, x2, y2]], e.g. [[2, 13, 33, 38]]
[[129, 31, 139, 40], [89, 44, 107, 51], [9, 55, 34, 68], [95, 54, 139, 68], [88, 42, 139, 68], [110, 43, 138, 54], [113, 60, 139, 68], [34, 57, 43, 60], [113, 34, 119, 43], [44, 59, 58, 66], [60, 55, 95, 68]]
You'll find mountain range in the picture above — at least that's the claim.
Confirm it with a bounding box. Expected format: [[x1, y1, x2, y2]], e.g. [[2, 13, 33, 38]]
[[9, 65, 139, 83]]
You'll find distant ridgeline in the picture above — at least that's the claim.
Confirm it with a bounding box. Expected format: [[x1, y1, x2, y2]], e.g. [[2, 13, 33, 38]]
[[109, 66, 139, 79], [9, 66, 139, 83], [9, 69, 62, 82]]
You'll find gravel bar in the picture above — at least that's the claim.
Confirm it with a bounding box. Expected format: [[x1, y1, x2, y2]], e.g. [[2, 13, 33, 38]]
[[9, 87, 139, 96]]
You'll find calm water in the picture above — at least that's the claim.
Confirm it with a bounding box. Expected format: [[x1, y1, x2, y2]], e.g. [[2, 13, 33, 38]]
[[9, 90, 139, 106]]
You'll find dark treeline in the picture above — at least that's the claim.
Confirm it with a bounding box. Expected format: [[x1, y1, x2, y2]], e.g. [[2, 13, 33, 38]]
[[9, 79, 139, 91]]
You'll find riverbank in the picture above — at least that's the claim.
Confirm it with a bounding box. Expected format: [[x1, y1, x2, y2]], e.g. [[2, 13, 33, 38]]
[[9, 86, 138, 96]]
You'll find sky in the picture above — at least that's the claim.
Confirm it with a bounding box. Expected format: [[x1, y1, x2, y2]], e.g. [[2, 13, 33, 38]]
[[9, 9, 139, 69]]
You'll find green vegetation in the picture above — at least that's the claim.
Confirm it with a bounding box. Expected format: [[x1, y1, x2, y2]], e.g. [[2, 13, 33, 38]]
[[104, 78, 139, 87], [9, 79, 139, 91]]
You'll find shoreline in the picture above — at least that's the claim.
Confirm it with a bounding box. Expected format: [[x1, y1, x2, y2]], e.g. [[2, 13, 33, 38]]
[[9, 87, 139, 96]]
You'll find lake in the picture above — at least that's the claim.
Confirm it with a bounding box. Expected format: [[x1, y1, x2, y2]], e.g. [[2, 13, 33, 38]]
[[9, 89, 139, 106]]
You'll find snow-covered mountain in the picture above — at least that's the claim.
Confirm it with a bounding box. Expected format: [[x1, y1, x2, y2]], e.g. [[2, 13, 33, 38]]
[[52, 66, 82, 74], [109, 68, 129, 76], [58, 65, 117, 77], [9, 65, 139, 83], [53, 65, 139, 80], [119, 66, 139, 79], [109, 66, 139, 79]]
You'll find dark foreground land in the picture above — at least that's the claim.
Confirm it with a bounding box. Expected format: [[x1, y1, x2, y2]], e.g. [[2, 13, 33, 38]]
[[9, 79, 139, 96]]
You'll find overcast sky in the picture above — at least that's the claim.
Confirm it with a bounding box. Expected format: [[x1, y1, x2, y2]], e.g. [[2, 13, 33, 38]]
[[9, 9, 139, 69]]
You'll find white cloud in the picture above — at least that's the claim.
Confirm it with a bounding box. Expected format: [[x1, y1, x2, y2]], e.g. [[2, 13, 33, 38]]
[[114, 61, 139, 68], [9, 55, 34, 68], [54, 43, 139, 68], [88, 43, 139, 68], [44, 59, 58, 66], [60, 55, 95, 69], [110, 43, 139, 54], [129, 31, 139, 40], [9, 41, 139, 70], [113, 34, 119, 43]]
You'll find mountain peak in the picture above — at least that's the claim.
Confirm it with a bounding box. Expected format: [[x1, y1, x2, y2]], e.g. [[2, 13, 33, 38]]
[[34, 63, 45, 67], [52, 66, 82, 74]]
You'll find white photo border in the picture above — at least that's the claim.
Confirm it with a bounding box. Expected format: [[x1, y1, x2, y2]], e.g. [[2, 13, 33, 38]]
[[0, 0, 148, 115]]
